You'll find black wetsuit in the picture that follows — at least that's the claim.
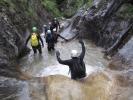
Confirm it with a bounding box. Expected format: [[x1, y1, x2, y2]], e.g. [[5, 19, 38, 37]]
[[56, 41, 86, 80], [53, 31, 58, 43], [51, 20, 60, 32], [46, 33, 55, 51], [43, 27, 48, 35], [26, 33, 44, 54]]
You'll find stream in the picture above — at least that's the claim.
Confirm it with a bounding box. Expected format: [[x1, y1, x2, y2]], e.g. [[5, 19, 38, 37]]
[[16, 24, 109, 100], [0, 0, 133, 99], [0, 20, 110, 100]]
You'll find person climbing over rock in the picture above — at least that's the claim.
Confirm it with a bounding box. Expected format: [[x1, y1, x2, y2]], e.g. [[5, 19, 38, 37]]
[[46, 30, 55, 51], [56, 40, 86, 80], [51, 18, 60, 32], [26, 27, 44, 54]]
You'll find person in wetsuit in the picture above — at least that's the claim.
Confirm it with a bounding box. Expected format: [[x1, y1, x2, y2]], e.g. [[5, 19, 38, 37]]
[[43, 24, 48, 35], [46, 30, 55, 51], [51, 18, 60, 32], [26, 27, 44, 54], [56, 40, 86, 80]]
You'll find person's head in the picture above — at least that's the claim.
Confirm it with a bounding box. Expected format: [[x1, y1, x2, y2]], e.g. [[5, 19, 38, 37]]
[[43, 24, 47, 27], [47, 30, 51, 34], [32, 27, 37, 32], [54, 18, 57, 21], [71, 50, 78, 58], [49, 22, 52, 25]]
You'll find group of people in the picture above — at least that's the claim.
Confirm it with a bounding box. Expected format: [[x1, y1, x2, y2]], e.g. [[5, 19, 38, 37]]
[[26, 18, 87, 80], [26, 18, 61, 53]]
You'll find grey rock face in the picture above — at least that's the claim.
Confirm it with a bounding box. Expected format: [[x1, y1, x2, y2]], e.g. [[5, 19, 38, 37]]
[[71, 0, 133, 70], [0, 76, 29, 100], [76, 0, 132, 49], [0, 12, 22, 77], [0, 0, 52, 77]]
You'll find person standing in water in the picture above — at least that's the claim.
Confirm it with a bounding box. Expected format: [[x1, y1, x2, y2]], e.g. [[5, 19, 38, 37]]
[[26, 27, 44, 54], [51, 18, 60, 32], [56, 40, 86, 80], [43, 24, 48, 35], [45, 30, 55, 51]]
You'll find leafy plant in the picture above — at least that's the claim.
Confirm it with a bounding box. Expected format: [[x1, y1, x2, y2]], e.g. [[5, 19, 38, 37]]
[[42, 0, 61, 17]]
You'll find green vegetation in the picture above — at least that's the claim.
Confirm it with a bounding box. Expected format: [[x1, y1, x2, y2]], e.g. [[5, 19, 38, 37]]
[[61, 0, 93, 17], [42, 0, 61, 17], [117, 4, 133, 18], [41, 0, 93, 18], [0, 0, 93, 18], [63, 0, 84, 17], [86, 0, 93, 7]]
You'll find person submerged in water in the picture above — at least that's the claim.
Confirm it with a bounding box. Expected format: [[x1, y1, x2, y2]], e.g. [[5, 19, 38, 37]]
[[56, 40, 86, 80]]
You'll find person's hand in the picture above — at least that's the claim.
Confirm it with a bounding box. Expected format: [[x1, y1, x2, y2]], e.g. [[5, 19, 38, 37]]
[[79, 39, 83, 43], [56, 51, 60, 56]]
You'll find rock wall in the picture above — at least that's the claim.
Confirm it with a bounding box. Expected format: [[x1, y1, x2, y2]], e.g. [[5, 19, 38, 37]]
[[75, 0, 133, 50], [0, 0, 52, 77], [72, 0, 133, 71], [109, 36, 133, 70]]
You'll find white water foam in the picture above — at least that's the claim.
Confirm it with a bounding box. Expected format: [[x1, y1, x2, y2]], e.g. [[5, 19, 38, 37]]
[[36, 64, 99, 78]]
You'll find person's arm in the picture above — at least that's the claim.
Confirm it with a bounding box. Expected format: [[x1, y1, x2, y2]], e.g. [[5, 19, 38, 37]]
[[56, 51, 71, 65], [45, 29, 47, 36], [58, 34, 68, 41], [79, 40, 85, 60], [57, 21, 60, 29], [38, 34, 44, 47], [25, 35, 31, 46]]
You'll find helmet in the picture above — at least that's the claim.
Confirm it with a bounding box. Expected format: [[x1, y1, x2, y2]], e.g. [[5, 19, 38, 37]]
[[53, 28, 56, 32], [43, 24, 47, 27], [49, 22, 51, 25], [71, 50, 78, 58], [47, 30, 51, 34], [32, 27, 37, 32], [54, 18, 57, 20]]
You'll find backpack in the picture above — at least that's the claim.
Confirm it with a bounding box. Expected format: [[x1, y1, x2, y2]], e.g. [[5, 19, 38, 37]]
[[31, 33, 39, 46], [46, 33, 53, 43]]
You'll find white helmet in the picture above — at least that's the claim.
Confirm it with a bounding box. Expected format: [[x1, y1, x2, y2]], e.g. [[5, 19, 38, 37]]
[[71, 50, 78, 58], [43, 24, 47, 27], [49, 22, 51, 25], [47, 30, 51, 34], [54, 18, 57, 20]]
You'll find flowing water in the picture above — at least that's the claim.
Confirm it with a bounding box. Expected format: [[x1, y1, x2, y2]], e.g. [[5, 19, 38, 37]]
[[0, 23, 111, 100], [20, 39, 108, 77], [17, 25, 110, 100], [1, 1, 133, 99]]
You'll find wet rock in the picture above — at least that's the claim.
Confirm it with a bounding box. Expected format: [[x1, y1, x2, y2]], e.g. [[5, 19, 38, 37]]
[[0, 0, 52, 77], [109, 37, 133, 70], [0, 76, 29, 100], [75, 0, 133, 51], [108, 70, 133, 100]]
